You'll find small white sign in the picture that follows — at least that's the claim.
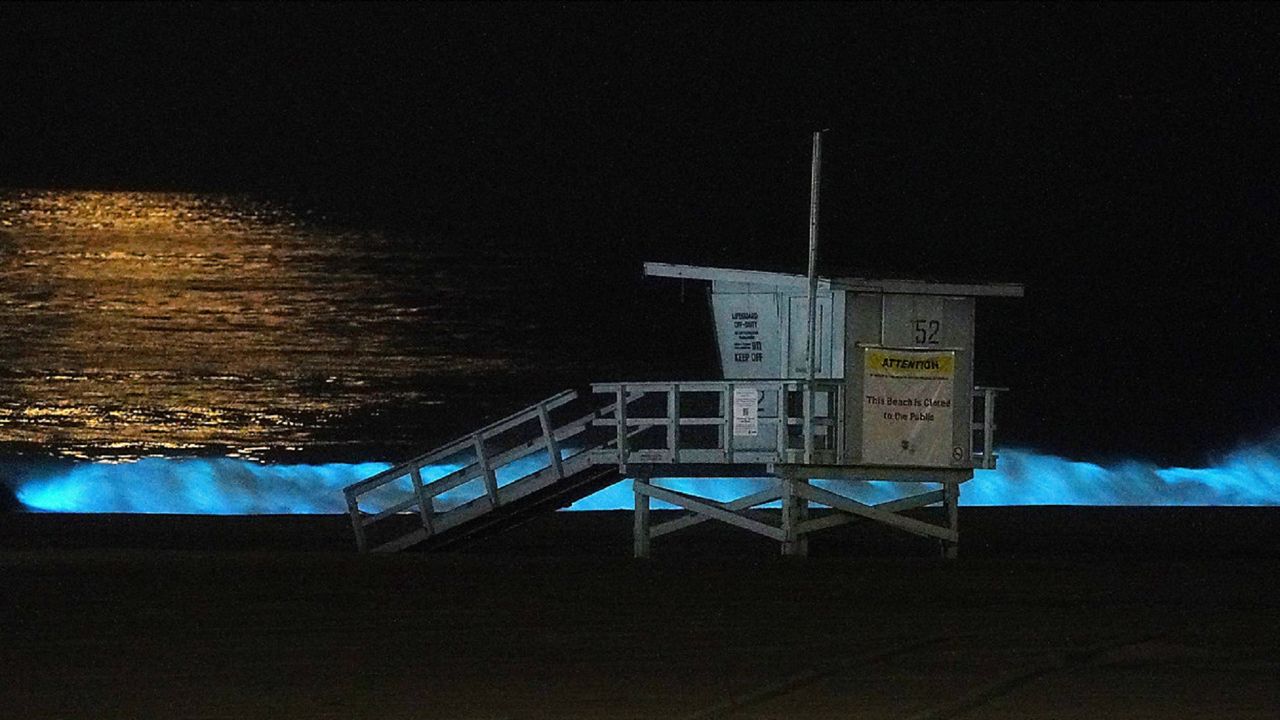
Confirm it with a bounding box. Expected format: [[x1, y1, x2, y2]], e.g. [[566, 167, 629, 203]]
[[732, 388, 760, 437]]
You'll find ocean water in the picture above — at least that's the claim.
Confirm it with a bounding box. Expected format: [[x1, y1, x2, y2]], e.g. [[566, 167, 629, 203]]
[[0, 189, 642, 463], [3, 189, 1278, 511]]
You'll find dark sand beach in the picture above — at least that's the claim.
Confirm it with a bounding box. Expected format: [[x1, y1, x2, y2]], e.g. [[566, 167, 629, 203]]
[[3, 508, 1278, 719]]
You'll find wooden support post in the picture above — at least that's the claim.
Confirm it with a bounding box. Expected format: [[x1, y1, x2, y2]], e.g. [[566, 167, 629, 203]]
[[781, 477, 808, 557], [633, 478, 651, 558], [473, 433, 499, 506], [943, 482, 959, 559], [346, 493, 367, 553], [537, 402, 564, 479], [797, 478, 810, 556]]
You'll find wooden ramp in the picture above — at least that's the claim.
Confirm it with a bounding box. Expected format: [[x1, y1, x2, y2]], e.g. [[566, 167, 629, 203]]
[[342, 390, 635, 553]]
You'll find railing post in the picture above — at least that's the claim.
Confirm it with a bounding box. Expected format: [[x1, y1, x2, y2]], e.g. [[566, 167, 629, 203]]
[[616, 385, 628, 473], [667, 384, 679, 463], [803, 381, 814, 464], [775, 385, 787, 460], [537, 402, 564, 479], [833, 383, 845, 462], [410, 466, 434, 537], [983, 388, 996, 469], [723, 382, 734, 464], [473, 433, 499, 506], [346, 491, 367, 553]]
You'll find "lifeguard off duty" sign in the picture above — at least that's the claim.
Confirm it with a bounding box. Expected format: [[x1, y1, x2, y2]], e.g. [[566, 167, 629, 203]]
[[861, 348, 956, 466]]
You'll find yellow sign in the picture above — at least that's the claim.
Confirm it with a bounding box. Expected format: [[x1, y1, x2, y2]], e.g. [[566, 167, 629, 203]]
[[864, 350, 954, 379]]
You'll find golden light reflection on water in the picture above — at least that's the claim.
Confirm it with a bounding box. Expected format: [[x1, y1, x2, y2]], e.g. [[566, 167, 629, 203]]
[[0, 189, 518, 460]]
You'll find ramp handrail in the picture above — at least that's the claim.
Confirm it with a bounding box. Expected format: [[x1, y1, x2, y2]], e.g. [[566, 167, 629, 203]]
[[344, 389, 641, 552], [343, 389, 578, 498]]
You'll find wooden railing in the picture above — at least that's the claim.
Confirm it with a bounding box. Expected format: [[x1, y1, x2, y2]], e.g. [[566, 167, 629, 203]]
[[589, 381, 1008, 470], [588, 380, 844, 467], [343, 390, 585, 552], [971, 386, 1007, 470]]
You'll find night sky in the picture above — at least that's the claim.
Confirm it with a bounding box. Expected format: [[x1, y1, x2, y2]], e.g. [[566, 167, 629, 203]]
[[2, 2, 1279, 467]]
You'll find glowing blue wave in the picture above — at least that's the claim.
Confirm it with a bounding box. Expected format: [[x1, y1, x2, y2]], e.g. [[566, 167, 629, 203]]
[[13, 459, 393, 514], [8, 443, 1280, 514]]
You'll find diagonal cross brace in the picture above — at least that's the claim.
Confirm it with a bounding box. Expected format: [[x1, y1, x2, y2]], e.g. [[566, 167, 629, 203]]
[[797, 488, 945, 534], [636, 483, 787, 542], [650, 487, 783, 538], [794, 483, 957, 543]]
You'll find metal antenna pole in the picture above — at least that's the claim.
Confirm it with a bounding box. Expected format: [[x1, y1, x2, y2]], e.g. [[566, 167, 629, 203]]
[[804, 130, 824, 464]]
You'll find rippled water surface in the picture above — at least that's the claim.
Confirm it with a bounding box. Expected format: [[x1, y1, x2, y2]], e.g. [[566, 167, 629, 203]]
[[0, 190, 613, 461]]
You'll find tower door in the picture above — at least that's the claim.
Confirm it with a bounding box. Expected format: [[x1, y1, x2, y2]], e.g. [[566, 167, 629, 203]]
[[786, 294, 832, 377]]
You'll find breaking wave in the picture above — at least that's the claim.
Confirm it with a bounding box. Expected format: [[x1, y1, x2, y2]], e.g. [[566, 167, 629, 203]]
[[7, 442, 1280, 514]]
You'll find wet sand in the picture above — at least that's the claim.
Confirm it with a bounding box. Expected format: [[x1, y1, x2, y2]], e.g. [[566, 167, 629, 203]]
[[3, 508, 1278, 719]]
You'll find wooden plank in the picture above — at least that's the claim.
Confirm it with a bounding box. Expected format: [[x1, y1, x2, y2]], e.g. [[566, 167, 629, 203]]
[[779, 465, 974, 484], [795, 511, 854, 535], [593, 417, 738, 427], [371, 527, 428, 554], [651, 487, 782, 538], [431, 495, 493, 535], [644, 261, 812, 289], [594, 380, 787, 397], [366, 495, 420, 524], [560, 451, 595, 475], [494, 468, 558, 505], [794, 483, 957, 542], [429, 466, 569, 537], [637, 483, 785, 542]]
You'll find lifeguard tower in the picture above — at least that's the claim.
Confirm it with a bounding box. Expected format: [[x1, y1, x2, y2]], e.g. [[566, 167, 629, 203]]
[[340, 261, 1021, 557], [342, 134, 1022, 557]]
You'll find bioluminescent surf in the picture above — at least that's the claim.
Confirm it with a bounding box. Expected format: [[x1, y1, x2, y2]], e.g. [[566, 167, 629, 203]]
[[10, 442, 1280, 514]]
